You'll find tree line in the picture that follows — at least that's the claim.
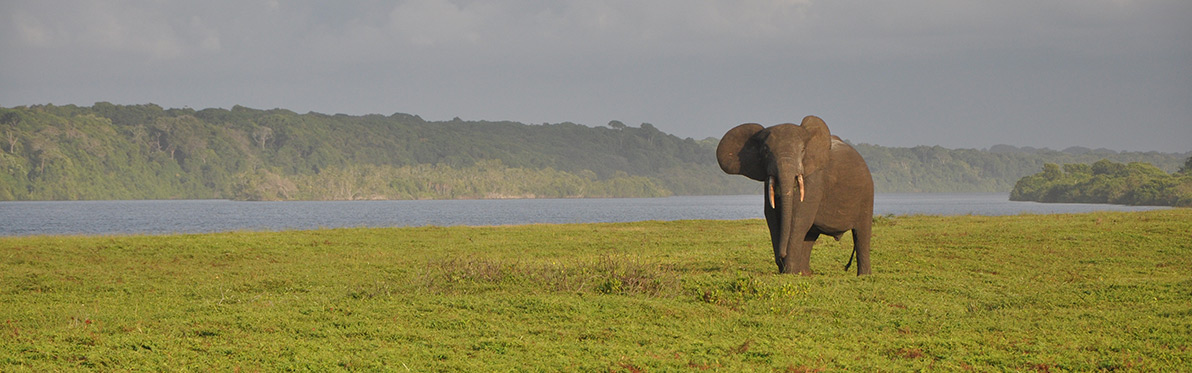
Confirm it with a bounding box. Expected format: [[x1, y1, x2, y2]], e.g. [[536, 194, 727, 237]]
[[1010, 158, 1192, 207], [1, 103, 1188, 200], [854, 144, 1189, 193], [0, 103, 745, 200]]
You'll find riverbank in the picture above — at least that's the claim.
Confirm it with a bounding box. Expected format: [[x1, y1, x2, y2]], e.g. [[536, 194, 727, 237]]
[[2, 210, 1189, 370]]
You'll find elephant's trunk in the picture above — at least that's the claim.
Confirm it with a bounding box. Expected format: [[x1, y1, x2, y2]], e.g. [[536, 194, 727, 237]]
[[775, 172, 802, 261]]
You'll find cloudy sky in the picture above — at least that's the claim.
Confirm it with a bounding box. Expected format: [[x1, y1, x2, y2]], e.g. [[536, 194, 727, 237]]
[[2, 1, 1189, 152]]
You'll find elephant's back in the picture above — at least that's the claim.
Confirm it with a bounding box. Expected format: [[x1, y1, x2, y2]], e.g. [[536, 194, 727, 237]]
[[826, 137, 875, 211], [829, 137, 873, 182]]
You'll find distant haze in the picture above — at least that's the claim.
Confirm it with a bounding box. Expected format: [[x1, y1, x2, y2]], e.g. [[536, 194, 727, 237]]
[[2, 1, 1189, 152]]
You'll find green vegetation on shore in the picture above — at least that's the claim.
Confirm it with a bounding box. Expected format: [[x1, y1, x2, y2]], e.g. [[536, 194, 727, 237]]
[[2, 103, 1188, 200], [3, 210, 1190, 370], [1, 103, 731, 200], [1011, 158, 1192, 207]]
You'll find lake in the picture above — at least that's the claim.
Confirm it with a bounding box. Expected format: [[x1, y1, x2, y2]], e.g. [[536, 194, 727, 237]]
[[0, 194, 1169, 236]]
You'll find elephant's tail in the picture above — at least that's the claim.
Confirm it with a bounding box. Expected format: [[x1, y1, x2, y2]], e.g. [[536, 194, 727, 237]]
[[843, 246, 856, 271]]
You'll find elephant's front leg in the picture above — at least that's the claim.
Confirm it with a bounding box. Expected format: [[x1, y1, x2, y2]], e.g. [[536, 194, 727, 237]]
[[777, 206, 820, 275], [782, 233, 817, 275]]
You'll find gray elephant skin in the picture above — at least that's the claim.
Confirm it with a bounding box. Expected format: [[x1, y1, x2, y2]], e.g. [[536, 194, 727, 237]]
[[716, 116, 874, 275]]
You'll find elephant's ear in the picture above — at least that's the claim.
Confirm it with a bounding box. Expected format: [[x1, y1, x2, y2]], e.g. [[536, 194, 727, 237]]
[[717, 123, 767, 181], [800, 116, 832, 174]]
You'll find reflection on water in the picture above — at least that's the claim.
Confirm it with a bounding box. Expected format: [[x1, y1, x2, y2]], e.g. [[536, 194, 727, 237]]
[[0, 194, 1167, 236]]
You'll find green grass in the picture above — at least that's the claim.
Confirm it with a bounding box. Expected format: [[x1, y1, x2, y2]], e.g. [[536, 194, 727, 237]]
[[2, 209, 1190, 371]]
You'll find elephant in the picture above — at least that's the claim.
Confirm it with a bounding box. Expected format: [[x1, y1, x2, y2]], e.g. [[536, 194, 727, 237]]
[[716, 116, 874, 275]]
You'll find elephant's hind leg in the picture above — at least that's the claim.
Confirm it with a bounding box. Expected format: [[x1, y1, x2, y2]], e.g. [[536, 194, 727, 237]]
[[852, 221, 872, 275]]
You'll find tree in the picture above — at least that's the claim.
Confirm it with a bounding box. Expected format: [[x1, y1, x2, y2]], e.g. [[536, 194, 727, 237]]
[[252, 126, 273, 149], [29, 134, 63, 174], [1063, 163, 1092, 175], [1092, 159, 1127, 177], [1041, 163, 1062, 181], [1, 110, 18, 153], [4, 130, 16, 154]]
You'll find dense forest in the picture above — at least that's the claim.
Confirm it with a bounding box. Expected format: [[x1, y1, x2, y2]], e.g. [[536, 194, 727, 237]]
[[1010, 158, 1192, 207], [1, 103, 1188, 200]]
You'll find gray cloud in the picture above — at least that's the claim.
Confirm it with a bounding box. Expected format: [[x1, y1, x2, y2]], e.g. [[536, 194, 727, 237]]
[[2, 0, 1189, 152]]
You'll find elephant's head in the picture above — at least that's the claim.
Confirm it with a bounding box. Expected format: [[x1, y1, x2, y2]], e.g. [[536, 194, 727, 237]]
[[716, 116, 832, 273]]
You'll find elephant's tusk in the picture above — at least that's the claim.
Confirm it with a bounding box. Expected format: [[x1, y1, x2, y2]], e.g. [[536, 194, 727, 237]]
[[797, 174, 805, 202], [767, 176, 776, 209]]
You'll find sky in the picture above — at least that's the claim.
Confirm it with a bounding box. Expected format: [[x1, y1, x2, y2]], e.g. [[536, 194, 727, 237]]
[[2, 1, 1189, 152]]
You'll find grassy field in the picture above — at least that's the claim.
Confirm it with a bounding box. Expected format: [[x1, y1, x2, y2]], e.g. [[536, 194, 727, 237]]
[[2, 209, 1190, 371]]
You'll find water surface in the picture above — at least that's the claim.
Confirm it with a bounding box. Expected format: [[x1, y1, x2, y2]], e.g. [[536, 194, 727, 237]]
[[0, 194, 1167, 236]]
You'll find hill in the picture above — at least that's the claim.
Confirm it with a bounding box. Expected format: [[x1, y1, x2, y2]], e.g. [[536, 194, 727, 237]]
[[1, 103, 1188, 200]]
